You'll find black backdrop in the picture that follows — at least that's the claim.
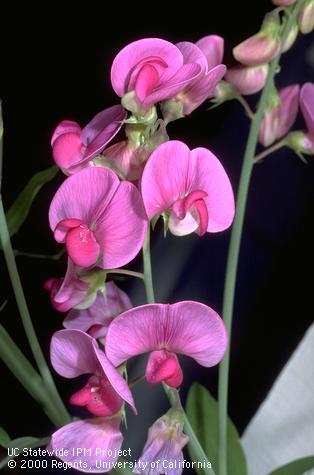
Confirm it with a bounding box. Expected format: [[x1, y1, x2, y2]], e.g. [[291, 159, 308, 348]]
[[1, 2, 314, 473]]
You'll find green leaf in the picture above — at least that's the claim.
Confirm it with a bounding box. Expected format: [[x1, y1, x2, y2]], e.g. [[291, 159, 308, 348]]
[[110, 459, 133, 474], [268, 457, 314, 475], [186, 383, 247, 475], [7, 437, 40, 449], [5, 165, 58, 238], [0, 427, 10, 448]]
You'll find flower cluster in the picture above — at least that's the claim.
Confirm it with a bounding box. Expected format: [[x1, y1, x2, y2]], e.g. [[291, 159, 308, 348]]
[[45, 34, 235, 474]]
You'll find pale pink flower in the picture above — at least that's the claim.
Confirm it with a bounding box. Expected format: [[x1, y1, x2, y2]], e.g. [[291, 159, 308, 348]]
[[259, 85, 300, 146], [50, 329, 136, 414], [133, 416, 188, 475], [106, 301, 227, 388], [172, 38, 226, 114], [49, 167, 147, 269], [63, 281, 132, 339], [233, 33, 280, 66], [44, 259, 93, 312], [49, 416, 123, 473], [225, 64, 269, 95], [272, 0, 296, 5], [110, 38, 202, 111], [141, 141, 234, 237], [51, 105, 126, 173]]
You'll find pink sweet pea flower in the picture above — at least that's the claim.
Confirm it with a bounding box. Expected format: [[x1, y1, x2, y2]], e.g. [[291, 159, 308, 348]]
[[49, 167, 147, 269], [51, 329, 136, 414], [49, 415, 123, 473], [172, 38, 226, 115], [259, 85, 300, 146], [110, 38, 202, 111], [51, 105, 126, 174], [44, 259, 93, 312], [133, 414, 188, 475], [300, 83, 314, 135], [141, 141, 234, 237], [63, 281, 132, 339], [105, 301, 227, 388]]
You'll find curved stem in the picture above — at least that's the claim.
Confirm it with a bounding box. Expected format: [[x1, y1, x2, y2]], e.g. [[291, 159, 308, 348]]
[[14, 248, 65, 261], [142, 226, 155, 303], [107, 268, 145, 280], [0, 198, 70, 427], [142, 226, 215, 474], [236, 96, 255, 120], [254, 139, 286, 162], [217, 2, 305, 474]]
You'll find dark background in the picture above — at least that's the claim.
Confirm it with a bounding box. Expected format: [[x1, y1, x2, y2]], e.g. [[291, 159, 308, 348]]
[[1, 2, 314, 473]]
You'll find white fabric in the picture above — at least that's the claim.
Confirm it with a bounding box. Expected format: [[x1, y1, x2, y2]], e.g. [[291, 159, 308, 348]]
[[242, 323, 314, 475]]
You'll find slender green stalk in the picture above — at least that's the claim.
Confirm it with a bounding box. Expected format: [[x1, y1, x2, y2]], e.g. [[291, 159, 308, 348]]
[[0, 325, 63, 426], [142, 226, 155, 303], [143, 227, 215, 474], [217, 3, 305, 474], [14, 248, 65, 261], [107, 268, 145, 280], [236, 96, 255, 120], [0, 199, 70, 426], [164, 384, 216, 475], [254, 139, 286, 162]]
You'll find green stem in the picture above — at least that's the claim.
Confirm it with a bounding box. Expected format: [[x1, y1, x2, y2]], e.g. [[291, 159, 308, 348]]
[[236, 96, 255, 120], [217, 3, 305, 474], [107, 268, 145, 280], [143, 226, 215, 474], [14, 248, 65, 261], [142, 226, 155, 303], [164, 384, 216, 475], [0, 203, 70, 426], [254, 139, 286, 162], [0, 325, 63, 426]]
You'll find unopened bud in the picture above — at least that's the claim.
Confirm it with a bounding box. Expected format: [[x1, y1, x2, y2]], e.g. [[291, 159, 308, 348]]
[[299, 0, 314, 34], [282, 24, 299, 52], [225, 64, 269, 95], [286, 131, 314, 155]]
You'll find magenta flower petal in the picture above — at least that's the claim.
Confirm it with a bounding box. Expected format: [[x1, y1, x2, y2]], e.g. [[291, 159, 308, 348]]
[[52, 133, 84, 170], [51, 329, 99, 377], [196, 35, 224, 70], [45, 258, 90, 312], [111, 38, 183, 97], [141, 140, 191, 220], [189, 147, 235, 232], [95, 180, 147, 269], [278, 84, 300, 136], [105, 301, 227, 368], [81, 105, 126, 161], [143, 63, 201, 108], [49, 416, 123, 473], [300, 82, 314, 135], [49, 167, 147, 269], [141, 140, 234, 234], [63, 281, 132, 335], [176, 41, 208, 70], [51, 329, 136, 411], [51, 120, 81, 147], [180, 64, 226, 114]]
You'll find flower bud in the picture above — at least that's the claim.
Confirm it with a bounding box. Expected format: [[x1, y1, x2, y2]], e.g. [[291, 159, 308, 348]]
[[210, 80, 238, 107], [282, 24, 299, 52], [233, 13, 281, 65], [225, 64, 269, 95], [286, 131, 314, 155], [299, 0, 314, 34], [272, 0, 296, 5], [259, 85, 300, 146]]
